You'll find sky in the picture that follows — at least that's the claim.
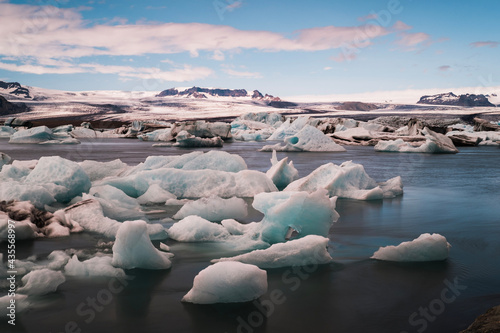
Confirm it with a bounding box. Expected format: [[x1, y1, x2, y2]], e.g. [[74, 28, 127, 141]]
[[0, 0, 499, 96]]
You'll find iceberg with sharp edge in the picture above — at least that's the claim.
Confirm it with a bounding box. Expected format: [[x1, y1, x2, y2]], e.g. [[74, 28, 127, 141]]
[[284, 161, 403, 200]]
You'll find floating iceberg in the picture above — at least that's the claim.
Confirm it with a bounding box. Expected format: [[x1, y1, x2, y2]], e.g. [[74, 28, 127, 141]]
[[139, 128, 173, 142], [262, 125, 346, 152], [168, 216, 230, 242], [9, 126, 79, 144], [101, 168, 277, 199], [65, 255, 125, 277], [375, 127, 459, 153], [174, 130, 223, 148], [266, 150, 299, 190], [18, 269, 66, 296], [0, 213, 38, 240], [285, 161, 403, 200], [0, 126, 16, 138], [173, 196, 248, 221], [251, 189, 339, 244], [112, 220, 172, 270], [25, 156, 91, 203], [267, 116, 310, 141], [332, 127, 374, 141], [371, 233, 451, 262], [0, 294, 30, 317], [212, 235, 332, 268], [182, 262, 267, 304]]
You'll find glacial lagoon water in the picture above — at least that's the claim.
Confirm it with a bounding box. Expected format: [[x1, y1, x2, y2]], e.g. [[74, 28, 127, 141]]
[[1, 138, 499, 333]]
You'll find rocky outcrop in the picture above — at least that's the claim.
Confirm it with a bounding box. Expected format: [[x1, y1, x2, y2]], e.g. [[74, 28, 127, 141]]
[[460, 305, 500, 333], [0, 81, 31, 98], [156, 86, 247, 98], [252, 90, 264, 99], [417, 92, 494, 107], [336, 101, 378, 111], [0, 96, 29, 115]]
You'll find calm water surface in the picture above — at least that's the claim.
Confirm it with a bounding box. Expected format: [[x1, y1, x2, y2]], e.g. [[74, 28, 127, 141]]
[[1, 138, 499, 333]]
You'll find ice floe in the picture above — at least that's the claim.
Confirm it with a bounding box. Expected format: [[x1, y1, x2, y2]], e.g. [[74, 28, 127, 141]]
[[112, 220, 172, 270], [212, 235, 332, 268], [266, 150, 299, 190], [375, 127, 459, 153], [284, 161, 403, 200], [371, 233, 451, 262], [18, 269, 66, 296], [182, 262, 267, 304], [65, 255, 125, 277], [262, 125, 346, 152], [168, 216, 230, 242], [173, 196, 248, 221]]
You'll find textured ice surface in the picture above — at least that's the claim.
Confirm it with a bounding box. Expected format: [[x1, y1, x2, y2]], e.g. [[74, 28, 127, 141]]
[[285, 161, 403, 200], [112, 220, 172, 269], [333, 127, 374, 141], [102, 168, 277, 199], [0, 152, 11, 170], [371, 233, 451, 262], [25, 156, 91, 203], [267, 116, 310, 141], [252, 189, 339, 244], [168, 215, 230, 242], [173, 196, 248, 221], [79, 159, 129, 181], [375, 127, 459, 153], [65, 255, 125, 277], [262, 125, 346, 152], [137, 184, 177, 205], [266, 150, 299, 190], [9, 126, 54, 144], [139, 128, 173, 142], [0, 126, 16, 138], [64, 198, 167, 239], [18, 269, 66, 296], [182, 262, 267, 304], [89, 185, 145, 221], [213, 235, 332, 268], [0, 214, 37, 240]]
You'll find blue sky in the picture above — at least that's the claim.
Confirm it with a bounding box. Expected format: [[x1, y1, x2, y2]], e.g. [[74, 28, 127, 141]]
[[0, 0, 499, 96]]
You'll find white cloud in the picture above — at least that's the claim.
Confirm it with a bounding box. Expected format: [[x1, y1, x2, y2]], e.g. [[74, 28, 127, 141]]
[[331, 52, 358, 63], [470, 41, 499, 48], [324, 67, 332, 71], [394, 32, 431, 49], [211, 50, 225, 61], [222, 68, 262, 79]]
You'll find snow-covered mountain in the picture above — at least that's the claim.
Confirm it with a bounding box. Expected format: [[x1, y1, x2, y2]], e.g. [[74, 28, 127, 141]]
[[417, 92, 495, 107]]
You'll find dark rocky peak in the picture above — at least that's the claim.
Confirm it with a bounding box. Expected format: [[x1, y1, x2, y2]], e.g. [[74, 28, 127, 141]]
[[156, 86, 248, 98], [156, 88, 179, 97], [417, 92, 494, 107], [0, 81, 31, 99], [252, 90, 264, 99]]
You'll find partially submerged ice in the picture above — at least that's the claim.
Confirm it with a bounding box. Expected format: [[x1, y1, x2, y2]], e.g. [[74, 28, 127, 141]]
[[285, 161, 403, 200], [266, 150, 299, 190], [65, 255, 126, 277], [375, 127, 459, 154], [168, 215, 230, 242], [371, 233, 451, 262], [213, 235, 332, 268], [173, 196, 248, 221], [9, 126, 79, 144], [262, 125, 346, 152], [182, 262, 267, 304], [101, 168, 277, 199], [112, 220, 172, 270], [17, 268, 66, 296], [174, 130, 223, 148], [251, 189, 339, 244]]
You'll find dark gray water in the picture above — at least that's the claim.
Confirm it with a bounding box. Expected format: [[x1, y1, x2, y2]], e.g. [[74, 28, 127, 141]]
[[1, 138, 499, 333]]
